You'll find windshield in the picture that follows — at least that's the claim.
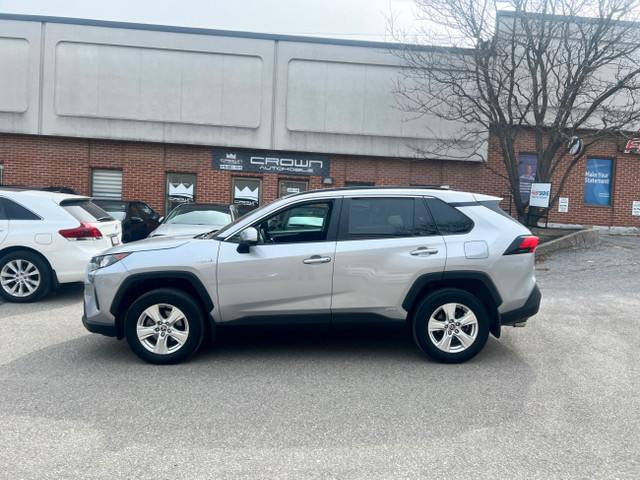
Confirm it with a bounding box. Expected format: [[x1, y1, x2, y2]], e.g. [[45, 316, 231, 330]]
[[164, 205, 231, 225]]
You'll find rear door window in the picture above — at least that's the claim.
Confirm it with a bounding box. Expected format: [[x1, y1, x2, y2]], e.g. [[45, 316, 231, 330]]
[[345, 197, 437, 240], [0, 198, 8, 220]]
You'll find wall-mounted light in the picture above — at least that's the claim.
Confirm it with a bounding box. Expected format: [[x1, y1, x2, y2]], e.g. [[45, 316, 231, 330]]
[[322, 177, 334, 185]]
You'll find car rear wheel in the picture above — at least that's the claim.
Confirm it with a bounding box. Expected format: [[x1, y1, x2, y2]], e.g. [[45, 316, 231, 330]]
[[124, 288, 205, 365], [0, 251, 52, 303], [412, 289, 489, 363]]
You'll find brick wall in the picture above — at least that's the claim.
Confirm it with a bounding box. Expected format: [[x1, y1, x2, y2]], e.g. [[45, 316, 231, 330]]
[[1, 132, 638, 227]]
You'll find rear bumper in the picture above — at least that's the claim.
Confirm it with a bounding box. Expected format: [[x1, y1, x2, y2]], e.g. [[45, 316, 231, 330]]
[[500, 285, 541, 325], [82, 315, 117, 337]]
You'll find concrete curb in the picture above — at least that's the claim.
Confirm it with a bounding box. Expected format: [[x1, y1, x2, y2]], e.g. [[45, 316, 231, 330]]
[[536, 229, 600, 257]]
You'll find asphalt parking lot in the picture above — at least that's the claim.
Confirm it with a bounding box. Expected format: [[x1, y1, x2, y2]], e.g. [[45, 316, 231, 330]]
[[1, 234, 639, 479]]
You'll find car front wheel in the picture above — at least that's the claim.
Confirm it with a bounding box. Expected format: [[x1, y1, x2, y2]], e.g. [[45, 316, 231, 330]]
[[0, 251, 52, 303], [124, 288, 205, 364], [412, 289, 490, 363]]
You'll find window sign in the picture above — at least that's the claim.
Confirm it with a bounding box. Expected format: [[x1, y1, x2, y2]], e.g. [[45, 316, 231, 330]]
[[232, 177, 261, 209], [529, 183, 552, 208], [166, 173, 196, 214], [632, 201, 640, 216], [584, 158, 612, 205], [518, 154, 538, 202]]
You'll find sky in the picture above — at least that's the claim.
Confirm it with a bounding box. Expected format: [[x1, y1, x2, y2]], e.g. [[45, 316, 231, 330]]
[[0, 0, 420, 42]]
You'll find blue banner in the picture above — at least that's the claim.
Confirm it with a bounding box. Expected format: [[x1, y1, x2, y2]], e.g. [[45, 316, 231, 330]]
[[518, 154, 538, 202], [584, 158, 612, 205]]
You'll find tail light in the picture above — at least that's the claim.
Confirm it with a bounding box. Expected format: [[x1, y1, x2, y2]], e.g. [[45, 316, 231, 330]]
[[59, 222, 103, 240], [504, 236, 539, 255]]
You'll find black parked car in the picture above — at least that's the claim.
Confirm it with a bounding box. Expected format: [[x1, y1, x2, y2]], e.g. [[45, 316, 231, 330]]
[[93, 200, 162, 243]]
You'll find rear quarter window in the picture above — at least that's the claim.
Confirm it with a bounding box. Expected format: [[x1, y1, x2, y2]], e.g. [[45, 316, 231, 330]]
[[425, 198, 474, 234], [2, 197, 41, 220], [479, 200, 522, 225]]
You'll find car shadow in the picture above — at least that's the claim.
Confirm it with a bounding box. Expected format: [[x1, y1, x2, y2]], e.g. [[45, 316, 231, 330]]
[[0, 282, 84, 312], [0, 328, 533, 450]]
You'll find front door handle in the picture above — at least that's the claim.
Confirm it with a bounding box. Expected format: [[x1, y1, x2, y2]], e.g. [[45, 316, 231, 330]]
[[302, 255, 331, 265], [410, 247, 439, 256]]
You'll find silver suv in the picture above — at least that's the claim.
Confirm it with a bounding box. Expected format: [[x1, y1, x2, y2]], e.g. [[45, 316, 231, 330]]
[[82, 187, 541, 364]]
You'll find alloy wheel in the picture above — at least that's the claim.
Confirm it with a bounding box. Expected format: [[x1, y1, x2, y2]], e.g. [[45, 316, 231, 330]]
[[136, 303, 190, 355], [1, 259, 41, 298], [427, 302, 479, 353]]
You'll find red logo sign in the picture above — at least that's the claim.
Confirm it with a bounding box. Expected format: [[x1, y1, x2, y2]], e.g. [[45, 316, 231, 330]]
[[624, 139, 640, 154]]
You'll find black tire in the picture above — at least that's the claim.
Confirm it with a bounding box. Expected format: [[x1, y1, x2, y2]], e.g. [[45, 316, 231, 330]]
[[124, 288, 205, 365], [412, 288, 490, 363], [0, 251, 52, 303]]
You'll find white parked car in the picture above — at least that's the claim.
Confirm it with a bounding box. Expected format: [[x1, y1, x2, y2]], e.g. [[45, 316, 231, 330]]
[[0, 187, 122, 302], [149, 203, 238, 238]]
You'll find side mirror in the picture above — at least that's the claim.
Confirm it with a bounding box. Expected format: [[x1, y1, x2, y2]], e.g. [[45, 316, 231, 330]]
[[237, 227, 258, 254], [130, 217, 143, 224]]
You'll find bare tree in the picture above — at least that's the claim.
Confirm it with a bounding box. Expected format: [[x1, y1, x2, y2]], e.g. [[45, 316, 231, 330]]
[[390, 0, 640, 219]]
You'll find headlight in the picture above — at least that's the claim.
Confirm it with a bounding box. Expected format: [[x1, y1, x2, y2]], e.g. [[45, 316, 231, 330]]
[[88, 253, 131, 273]]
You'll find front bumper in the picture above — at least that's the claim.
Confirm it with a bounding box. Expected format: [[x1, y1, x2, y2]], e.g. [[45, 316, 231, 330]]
[[82, 314, 117, 337], [500, 285, 541, 325]]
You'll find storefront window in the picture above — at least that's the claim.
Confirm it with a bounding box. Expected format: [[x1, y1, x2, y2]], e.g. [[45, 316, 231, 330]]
[[166, 173, 196, 214], [584, 158, 613, 206], [91, 169, 122, 199], [232, 177, 261, 213], [278, 179, 308, 198]]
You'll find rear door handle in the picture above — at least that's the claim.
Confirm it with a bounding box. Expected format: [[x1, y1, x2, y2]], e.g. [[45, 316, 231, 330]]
[[302, 255, 331, 265], [410, 247, 439, 256]]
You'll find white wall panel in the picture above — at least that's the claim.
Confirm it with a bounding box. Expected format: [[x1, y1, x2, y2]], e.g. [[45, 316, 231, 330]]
[[276, 41, 484, 161], [54, 42, 263, 127], [42, 23, 274, 148], [0, 20, 42, 134], [0, 38, 29, 113]]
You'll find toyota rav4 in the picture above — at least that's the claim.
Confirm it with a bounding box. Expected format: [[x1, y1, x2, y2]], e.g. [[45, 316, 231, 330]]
[[82, 187, 541, 364]]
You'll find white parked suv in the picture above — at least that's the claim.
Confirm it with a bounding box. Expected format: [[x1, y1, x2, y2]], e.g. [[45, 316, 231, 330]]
[[83, 187, 541, 364], [0, 187, 122, 302]]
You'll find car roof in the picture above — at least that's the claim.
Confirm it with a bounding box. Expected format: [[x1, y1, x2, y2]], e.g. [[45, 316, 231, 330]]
[[286, 186, 495, 203], [0, 186, 91, 204]]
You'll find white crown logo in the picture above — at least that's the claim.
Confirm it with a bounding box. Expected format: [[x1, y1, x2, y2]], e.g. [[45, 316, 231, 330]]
[[226, 153, 237, 160], [235, 186, 259, 202]]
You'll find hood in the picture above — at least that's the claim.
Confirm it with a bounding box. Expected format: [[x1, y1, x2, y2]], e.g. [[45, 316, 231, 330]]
[[150, 224, 223, 238], [102, 235, 191, 255]]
